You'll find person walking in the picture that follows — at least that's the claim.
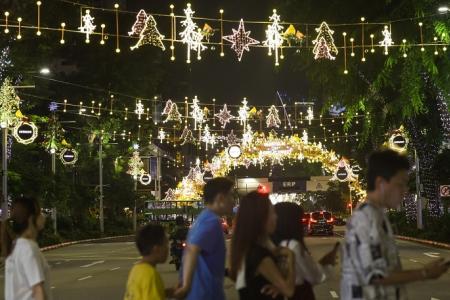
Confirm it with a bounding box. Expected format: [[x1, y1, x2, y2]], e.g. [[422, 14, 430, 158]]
[[230, 191, 296, 300], [341, 150, 449, 300], [2, 197, 52, 300], [272, 202, 339, 300], [173, 177, 234, 300]]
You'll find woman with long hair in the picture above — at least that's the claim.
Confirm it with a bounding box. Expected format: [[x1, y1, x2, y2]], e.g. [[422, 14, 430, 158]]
[[272, 202, 339, 300], [1, 197, 52, 300], [230, 191, 295, 300]]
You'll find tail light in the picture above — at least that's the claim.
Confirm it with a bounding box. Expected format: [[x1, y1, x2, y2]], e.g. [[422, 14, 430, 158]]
[[327, 217, 334, 223], [310, 218, 318, 223], [182, 242, 186, 247]]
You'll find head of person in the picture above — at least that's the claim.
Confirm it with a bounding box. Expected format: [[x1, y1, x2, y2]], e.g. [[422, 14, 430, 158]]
[[272, 202, 308, 251], [230, 191, 277, 279], [1, 197, 45, 257], [203, 177, 234, 215], [367, 149, 410, 209], [136, 224, 169, 264]]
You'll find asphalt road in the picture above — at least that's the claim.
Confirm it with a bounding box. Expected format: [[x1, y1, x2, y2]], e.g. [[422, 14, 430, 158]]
[[1, 233, 450, 300]]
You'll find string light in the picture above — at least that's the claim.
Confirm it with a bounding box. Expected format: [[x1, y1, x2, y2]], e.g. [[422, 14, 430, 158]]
[[343, 32, 348, 74], [114, 3, 120, 53], [170, 4, 176, 61], [4, 12, 10, 34], [370, 34, 375, 53], [360, 17, 366, 62], [223, 19, 259, 62], [60, 23, 66, 44], [419, 22, 425, 52], [17, 17, 22, 39], [100, 24, 106, 45], [263, 9, 284, 66], [36, 1, 42, 36], [350, 37, 355, 56], [219, 9, 224, 57], [402, 39, 407, 57]]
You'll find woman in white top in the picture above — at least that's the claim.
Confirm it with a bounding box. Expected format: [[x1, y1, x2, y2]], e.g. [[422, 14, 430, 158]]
[[1, 196, 52, 300], [272, 202, 339, 300]]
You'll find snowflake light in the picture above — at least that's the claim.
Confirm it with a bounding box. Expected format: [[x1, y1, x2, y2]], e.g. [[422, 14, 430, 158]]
[[49, 102, 58, 112], [379, 25, 393, 55], [135, 100, 145, 120], [215, 104, 234, 128], [190, 96, 204, 130], [263, 10, 284, 66], [223, 19, 259, 62], [226, 130, 239, 146], [79, 9, 96, 43], [312, 22, 338, 60], [266, 105, 281, 128], [180, 4, 207, 63]]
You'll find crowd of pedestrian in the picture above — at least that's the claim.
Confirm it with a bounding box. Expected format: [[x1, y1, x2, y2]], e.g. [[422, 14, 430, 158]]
[[2, 149, 449, 300]]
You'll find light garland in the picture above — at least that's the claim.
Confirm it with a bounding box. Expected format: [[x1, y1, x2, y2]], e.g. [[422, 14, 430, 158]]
[[60, 148, 78, 165], [266, 105, 281, 128], [223, 19, 259, 62], [180, 4, 206, 63], [12, 121, 38, 144], [128, 9, 147, 36], [379, 25, 394, 55], [387, 126, 409, 153], [130, 14, 165, 50], [312, 22, 338, 60], [215, 104, 234, 129], [164, 102, 182, 123], [201, 124, 215, 150], [127, 151, 144, 179], [79, 9, 96, 43], [263, 10, 284, 66], [0, 78, 20, 128]]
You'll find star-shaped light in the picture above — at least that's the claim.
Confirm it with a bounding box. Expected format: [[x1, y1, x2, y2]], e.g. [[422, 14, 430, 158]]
[[215, 104, 234, 128], [49, 102, 58, 112], [226, 130, 239, 146], [223, 19, 259, 62]]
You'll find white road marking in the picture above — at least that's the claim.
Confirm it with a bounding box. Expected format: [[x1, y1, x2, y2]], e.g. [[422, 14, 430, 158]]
[[55, 262, 62, 265], [409, 259, 419, 263], [110, 267, 120, 271], [51, 286, 56, 289], [80, 260, 105, 268], [424, 252, 440, 258], [330, 290, 339, 298], [431, 297, 440, 300], [77, 276, 92, 281]]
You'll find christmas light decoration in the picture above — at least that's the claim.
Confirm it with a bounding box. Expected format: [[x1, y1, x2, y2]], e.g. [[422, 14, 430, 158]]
[[180, 126, 195, 145], [127, 151, 144, 179], [266, 105, 281, 128], [306, 106, 314, 125], [164, 103, 182, 123], [201, 124, 215, 150], [162, 99, 173, 115], [0, 78, 20, 128], [190, 96, 204, 130], [302, 129, 308, 144], [226, 130, 239, 146], [228, 145, 242, 159], [158, 128, 166, 143], [180, 4, 206, 63], [79, 9, 96, 43], [215, 104, 234, 128], [312, 22, 338, 60], [134, 100, 145, 120], [163, 188, 176, 201], [242, 124, 254, 146], [60, 148, 78, 165], [238, 98, 250, 127], [49, 102, 58, 112], [139, 172, 152, 185], [223, 19, 259, 62], [128, 9, 147, 36], [387, 126, 409, 153], [379, 25, 393, 55], [130, 14, 165, 51], [12, 121, 38, 144], [263, 10, 284, 66]]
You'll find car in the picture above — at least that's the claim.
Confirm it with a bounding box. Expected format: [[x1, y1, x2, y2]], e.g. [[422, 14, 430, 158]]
[[301, 213, 311, 235], [310, 211, 334, 235]]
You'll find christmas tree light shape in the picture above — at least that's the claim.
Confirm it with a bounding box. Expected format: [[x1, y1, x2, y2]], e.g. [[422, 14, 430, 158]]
[[242, 124, 253, 146], [164, 103, 182, 123], [223, 19, 259, 62], [201, 124, 215, 150], [163, 188, 176, 201], [238, 98, 250, 126], [379, 25, 393, 55], [0, 78, 20, 128], [215, 104, 234, 128], [190, 96, 204, 130], [302, 129, 308, 144], [127, 151, 144, 180], [162, 99, 173, 115], [158, 128, 166, 143], [266, 105, 281, 128], [128, 9, 147, 37], [180, 126, 195, 145], [263, 10, 284, 66], [312, 22, 338, 60], [180, 4, 206, 63], [130, 14, 165, 51], [135, 100, 145, 120], [306, 106, 314, 124], [79, 9, 96, 43]]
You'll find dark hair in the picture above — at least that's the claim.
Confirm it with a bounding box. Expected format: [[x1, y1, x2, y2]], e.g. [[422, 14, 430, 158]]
[[1, 197, 41, 257], [367, 150, 410, 191], [230, 191, 272, 280], [272, 202, 308, 252], [136, 224, 166, 256], [203, 177, 234, 204]]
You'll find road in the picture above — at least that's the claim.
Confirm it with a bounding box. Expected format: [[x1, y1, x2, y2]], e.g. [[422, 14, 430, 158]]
[[1, 234, 450, 300]]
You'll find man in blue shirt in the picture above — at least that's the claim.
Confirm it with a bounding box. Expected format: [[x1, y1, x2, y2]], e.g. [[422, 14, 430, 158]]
[[173, 177, 234, 300]]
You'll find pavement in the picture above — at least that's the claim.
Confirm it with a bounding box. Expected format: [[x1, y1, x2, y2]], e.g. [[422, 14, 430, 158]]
[[1, 233, 450, 300]]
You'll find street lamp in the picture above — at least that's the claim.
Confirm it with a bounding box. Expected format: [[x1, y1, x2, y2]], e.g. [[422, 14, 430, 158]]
[[438, 6, 449, 13], [39, 67, 50, 75]]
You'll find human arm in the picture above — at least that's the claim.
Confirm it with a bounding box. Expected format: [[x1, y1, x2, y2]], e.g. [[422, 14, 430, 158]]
[[172, 244, 200, 299], [32, 283, 46, 300], [257, 248, 295, 297]]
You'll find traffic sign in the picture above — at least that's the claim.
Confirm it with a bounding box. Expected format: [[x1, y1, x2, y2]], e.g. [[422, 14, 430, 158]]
[[440, 185, 450, 197]]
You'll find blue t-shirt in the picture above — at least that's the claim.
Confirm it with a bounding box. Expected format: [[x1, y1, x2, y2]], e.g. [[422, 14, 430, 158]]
[[184, 208, 225, 300]]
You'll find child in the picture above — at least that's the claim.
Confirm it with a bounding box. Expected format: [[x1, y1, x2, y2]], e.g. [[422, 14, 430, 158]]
[[124, 224, 173, 300]]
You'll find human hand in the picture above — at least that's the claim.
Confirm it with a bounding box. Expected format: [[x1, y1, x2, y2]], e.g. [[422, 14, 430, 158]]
[[423, 258, 449, 280], [172, 284, 190, 299], [275, 246, 294, 258], [261, 284, 281, 299]]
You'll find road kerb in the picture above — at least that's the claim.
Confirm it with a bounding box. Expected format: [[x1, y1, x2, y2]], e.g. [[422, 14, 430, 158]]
[[395, 235, 450, 250], [40, 235, 134, 252]]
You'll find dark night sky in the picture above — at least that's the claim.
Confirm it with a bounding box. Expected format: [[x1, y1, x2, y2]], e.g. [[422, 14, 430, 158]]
[[126, 0, 307, 106]]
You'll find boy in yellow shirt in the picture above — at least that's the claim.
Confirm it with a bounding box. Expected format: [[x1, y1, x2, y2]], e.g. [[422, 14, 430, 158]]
[[124, 224, 174, 300]]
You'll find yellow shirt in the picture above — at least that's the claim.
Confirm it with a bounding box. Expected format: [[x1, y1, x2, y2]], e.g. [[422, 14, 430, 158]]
[[124, 263, 165, 300]]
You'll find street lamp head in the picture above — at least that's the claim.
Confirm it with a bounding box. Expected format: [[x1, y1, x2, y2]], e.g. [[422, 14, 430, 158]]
[[438, 6, 449, 13], [50, 148, 56, 154], [40, 67, 50, 75]]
